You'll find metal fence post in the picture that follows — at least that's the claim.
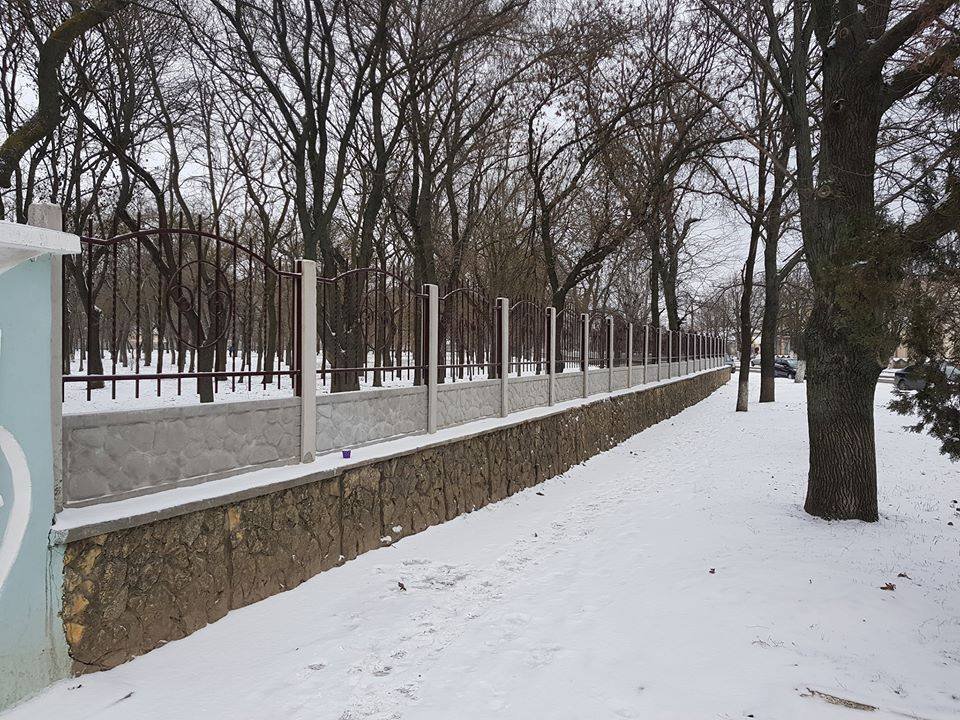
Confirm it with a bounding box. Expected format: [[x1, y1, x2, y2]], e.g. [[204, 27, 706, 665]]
[[425, 283, 440, 432], [298, 259, 318, 462], [581, 313, 589, 397], [498, 297, 509, 417], [643, 324, 650, 384], [668, 330, 673, 378], [547, 306, 556, 406], [657, 326, 662, 381], [627, 322, 634, 387], [607, 316, 614, 392]]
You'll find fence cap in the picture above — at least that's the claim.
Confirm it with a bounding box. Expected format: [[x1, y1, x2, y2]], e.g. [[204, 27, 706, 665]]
[[0, 220, 80, 276]]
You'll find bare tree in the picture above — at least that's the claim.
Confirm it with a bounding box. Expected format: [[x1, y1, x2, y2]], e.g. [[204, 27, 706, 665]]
[[703, 0, 960, 520], [0, 0, 133, 187]]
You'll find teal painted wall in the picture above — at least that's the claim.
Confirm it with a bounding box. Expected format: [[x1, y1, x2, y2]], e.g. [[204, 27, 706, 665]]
[[0, 255, 70, 711]]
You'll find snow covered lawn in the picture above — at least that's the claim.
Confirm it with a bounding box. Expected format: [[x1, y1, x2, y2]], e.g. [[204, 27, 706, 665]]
[[7, 380, 960, 719]]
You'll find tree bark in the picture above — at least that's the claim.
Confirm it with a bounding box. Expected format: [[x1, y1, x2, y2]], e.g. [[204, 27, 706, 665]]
[[86, 307, 105, 391], [197, 345, 215, 403], [758, 279, 778, 402], [803, 348, 880, 521], [263, 270, 277, 385], [736, 188, 765, 411], [800, 36, 895, 521]]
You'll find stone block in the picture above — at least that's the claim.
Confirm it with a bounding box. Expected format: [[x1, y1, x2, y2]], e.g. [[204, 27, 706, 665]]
[[227, 480, 339, 609], [439, 437, 490, 519], [62, 508, 228, 671], [380, 450, 445, 541], [340, 465, 382, 561]]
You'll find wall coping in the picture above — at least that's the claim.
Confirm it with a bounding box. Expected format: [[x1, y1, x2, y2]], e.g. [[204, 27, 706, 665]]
[[63, 364, 672, 425], [50, 367, 726, 545], [63, 394, 301, 426], [437, 377, 499, 392], [318, 383, 427, 404]]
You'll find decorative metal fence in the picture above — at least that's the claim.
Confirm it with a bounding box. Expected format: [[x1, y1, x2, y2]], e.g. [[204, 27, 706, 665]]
[[509, 297, 547, 376], [556, 309, 584, 372], [439, 285, 498, 382], [62, 222, 301, 403], [317, 267, 425, 391], [612, 315, 630, 368], [587, 314, 608, 369], [62, 236, 725, 407]]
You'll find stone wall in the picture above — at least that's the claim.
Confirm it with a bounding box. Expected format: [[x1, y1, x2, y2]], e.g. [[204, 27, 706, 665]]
[[60, 368, 729, 673], [62, 398, 301, 507]]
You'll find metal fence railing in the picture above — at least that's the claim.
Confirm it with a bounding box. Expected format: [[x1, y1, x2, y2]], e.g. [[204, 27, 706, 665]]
[[63, 222, 301, 405], [62, 233, 726, 409]]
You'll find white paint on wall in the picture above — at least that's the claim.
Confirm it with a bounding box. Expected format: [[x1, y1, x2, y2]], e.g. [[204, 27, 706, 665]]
[[0, 426, 31, 596]]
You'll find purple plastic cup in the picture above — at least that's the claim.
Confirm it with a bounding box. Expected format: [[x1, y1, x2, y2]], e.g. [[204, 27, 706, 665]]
[[342, 449, 352, 459]]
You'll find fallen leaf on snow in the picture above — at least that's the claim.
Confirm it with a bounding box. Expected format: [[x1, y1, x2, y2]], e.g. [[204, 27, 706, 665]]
[[708, 568, 716, 574], [880, 582, 896, 591], [896, 572, 910, 579], [398, 581, 407, 592]]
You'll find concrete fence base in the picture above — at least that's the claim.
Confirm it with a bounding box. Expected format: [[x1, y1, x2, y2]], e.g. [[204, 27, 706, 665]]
[[59, 367, 730, 673]]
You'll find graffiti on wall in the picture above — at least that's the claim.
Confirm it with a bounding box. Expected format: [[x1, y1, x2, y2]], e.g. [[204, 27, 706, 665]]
[[0, 330, 32, 594], [0, 427, 31, 593]]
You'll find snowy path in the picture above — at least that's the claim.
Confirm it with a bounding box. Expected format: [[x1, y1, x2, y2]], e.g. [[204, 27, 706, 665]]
[[7, 380, 960, 720]]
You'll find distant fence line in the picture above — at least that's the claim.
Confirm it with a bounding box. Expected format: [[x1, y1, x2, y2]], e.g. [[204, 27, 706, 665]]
[[62, 226, 725, 407]]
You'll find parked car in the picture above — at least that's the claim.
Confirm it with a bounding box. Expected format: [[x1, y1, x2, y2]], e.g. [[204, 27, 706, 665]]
[[724, 355, 738, 370], [894, 362, 959, 391], [773, 359, 796, 379], [750, 354, 762, 367]]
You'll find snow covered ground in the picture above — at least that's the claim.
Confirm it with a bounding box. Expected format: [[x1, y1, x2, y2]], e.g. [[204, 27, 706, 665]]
[[8, 380, 960, 719]]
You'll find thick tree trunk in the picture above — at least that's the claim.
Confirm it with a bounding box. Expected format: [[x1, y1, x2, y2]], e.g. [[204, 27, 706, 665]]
[[331, 277, 363, 393], [86, 307, 105, 390], [63, 310, 72, 375], [800, 41, 896, 522], [143, 307, 153, 367], [758, 289, 777, 402], [736, 223, 762, 412], [263, 270, 277, 385], [803, 338, 880, 521], [197, 344, 215, 403], [648, 249, 661, 326], [759, 237, 780, 402]]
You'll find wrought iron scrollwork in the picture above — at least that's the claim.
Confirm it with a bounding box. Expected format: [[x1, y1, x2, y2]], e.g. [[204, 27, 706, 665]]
[[165, 260, 233, 350]]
